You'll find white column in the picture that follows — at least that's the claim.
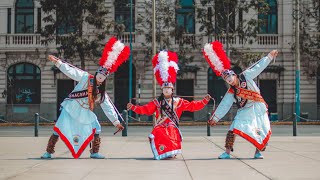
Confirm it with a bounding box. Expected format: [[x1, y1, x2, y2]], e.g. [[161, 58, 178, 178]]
[[34, 7, 38, 33], [11, 8, 14, 34]]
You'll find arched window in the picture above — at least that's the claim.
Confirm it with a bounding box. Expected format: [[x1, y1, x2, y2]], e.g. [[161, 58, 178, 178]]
[[258, 0, 278, 34], [208, 68, 227, 104], [176, 0, 195, 34], [7, 63, 41, 104], [115, 0, 135, 32], [15, 0, 34, 33], [317, 66, 320, 105]]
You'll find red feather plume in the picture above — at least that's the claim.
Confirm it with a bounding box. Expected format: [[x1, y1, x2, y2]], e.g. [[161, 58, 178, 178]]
[[202, 41, 231, 76], [152, 50, 179, 86], [99, 37, 130, 73]]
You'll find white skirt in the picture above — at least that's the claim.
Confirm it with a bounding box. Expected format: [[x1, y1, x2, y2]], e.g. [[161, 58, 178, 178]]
[[230, 102, 271, 150], [53, 108, 101, 158]]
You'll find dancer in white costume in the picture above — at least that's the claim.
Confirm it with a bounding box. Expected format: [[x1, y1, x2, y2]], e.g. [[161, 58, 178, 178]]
[[203, 41, 278, 159], [41, 37, 129, 159]]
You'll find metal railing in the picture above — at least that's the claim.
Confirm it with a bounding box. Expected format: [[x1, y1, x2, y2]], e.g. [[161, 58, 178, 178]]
[[1, 109, 319, 137]]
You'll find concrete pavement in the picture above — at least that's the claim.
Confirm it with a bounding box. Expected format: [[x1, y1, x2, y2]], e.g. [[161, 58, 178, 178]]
[[1, 125, 320, 137], [0, 135, 320, 180]]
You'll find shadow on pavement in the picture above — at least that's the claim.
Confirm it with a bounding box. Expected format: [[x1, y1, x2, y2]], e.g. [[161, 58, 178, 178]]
[[108, 157, 155, 160]]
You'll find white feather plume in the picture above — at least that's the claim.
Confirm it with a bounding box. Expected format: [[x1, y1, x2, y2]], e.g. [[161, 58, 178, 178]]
[[203, 43, 224, 73], [103, 40, 125, 68], [153, 51, 179, 82], [168, 61, 179, 72]]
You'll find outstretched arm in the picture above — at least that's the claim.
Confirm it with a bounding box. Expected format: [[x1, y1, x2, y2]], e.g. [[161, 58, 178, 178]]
[[181, 94, 211, 112], [127, 100, 157, 116], [243, 50, 278, 79], [100, 93, 121, 127], [210, 93, 234, 123], [48, 55, 87, 82]]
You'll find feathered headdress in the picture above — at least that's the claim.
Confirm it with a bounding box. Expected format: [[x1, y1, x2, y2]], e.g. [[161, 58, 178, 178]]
[[98, 37, 130, 76], [202, 41, 231, 77], [152, 50, 179, 88]]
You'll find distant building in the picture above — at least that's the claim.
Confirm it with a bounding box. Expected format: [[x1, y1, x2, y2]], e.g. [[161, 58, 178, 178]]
[[0, 0, 319, 122]]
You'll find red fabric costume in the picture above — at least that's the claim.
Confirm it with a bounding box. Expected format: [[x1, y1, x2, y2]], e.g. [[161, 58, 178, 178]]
[[131, 98, 209, 119], [131, 97, 209, 160], [130, 50, 209, 160]]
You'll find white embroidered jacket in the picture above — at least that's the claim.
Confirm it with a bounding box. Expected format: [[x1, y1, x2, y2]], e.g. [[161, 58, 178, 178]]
[[212, 56, 273, 122], [55, 60, 120, 126]]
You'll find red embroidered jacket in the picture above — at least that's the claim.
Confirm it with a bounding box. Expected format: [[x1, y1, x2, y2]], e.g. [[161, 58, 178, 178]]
[[131, 97, 209, 120]]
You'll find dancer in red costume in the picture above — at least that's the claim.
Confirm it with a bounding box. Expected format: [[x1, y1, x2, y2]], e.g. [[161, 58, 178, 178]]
[[127, 50, 211, 160]]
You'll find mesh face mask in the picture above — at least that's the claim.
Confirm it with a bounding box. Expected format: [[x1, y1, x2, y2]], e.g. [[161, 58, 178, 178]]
[[96, 73, 106, 83], [222, 70, 236, 84], [162, 87, 173, 96]]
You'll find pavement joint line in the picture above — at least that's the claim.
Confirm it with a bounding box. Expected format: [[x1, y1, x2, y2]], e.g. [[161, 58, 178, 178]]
[[6, 150, 70, 180], [80, 162, 100, 180], [203, 137, 272, 180], [6, 160, 47, 180], [6, 152, 65, 180], [268, 144, 320, 162], [181, 153, 194, 180]]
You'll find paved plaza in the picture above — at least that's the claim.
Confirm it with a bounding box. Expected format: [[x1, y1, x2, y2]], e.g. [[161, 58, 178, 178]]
[[0, 126, 319, 180]]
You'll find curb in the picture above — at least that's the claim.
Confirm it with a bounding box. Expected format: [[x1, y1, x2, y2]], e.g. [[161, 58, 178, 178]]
[[1, 121, 320, 126]]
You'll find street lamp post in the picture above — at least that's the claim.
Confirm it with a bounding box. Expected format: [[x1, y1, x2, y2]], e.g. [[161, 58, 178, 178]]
[[294, 0, 300, 136], [226, 0, 230, 57], [128, 0, 133, 120], [152, 0, 157, 125]]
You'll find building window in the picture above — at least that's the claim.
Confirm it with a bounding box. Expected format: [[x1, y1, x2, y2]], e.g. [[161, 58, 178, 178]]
[[317, 66, 320, 105], [258, 0, 278, 34], [7, 63, 41, 104], [7, 8, 11, 33], [56, 1, 75, 34], [318, 1, 320, 26], [37, 8, 41, 33], [260, 79, 277, 113], [208, 68, 227, 104], [176, 0, 195, 34], [215, 0, 236, 34], [115, 0, 135, 32], [57, 13, 75, 34], [238, 7, 243, 30], [15, 0, 34, 33]]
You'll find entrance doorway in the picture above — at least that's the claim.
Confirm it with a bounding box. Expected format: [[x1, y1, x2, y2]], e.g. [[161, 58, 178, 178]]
[[176, 79, 194, 120], [57, 80, 74, 117], [114, 62, 136, 113], [260, 80, 277, 113]]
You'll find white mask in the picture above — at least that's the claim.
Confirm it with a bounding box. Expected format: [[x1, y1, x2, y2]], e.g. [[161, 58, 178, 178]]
[[225, 75, 235, 85], [96, 73, 106, 85], [162, 87, 173, 97]]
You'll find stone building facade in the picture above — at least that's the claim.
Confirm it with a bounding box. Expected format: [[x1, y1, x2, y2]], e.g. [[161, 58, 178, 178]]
[[0, 0, 319, 122]]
